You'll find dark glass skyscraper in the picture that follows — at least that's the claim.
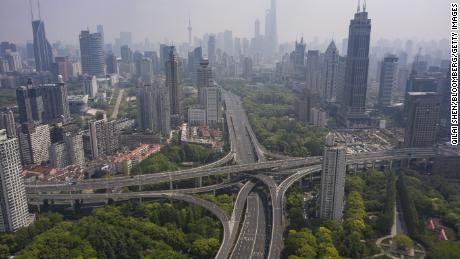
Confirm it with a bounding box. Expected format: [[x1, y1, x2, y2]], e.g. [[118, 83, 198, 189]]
[[32, 20, 53, 72], [339, 4, 371, 127], [165, 46, 180, 116], [79, 30, 105, 76]]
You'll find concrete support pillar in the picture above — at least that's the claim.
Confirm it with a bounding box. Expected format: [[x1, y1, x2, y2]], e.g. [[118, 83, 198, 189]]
[[196, 177, 203, 188], [169, 179, 173, 190], [372, 162, 375, 170], [389, 160, 393, 170]]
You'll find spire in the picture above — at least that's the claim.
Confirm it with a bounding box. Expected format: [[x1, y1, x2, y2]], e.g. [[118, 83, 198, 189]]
[[363, 0, 367, 12], [357, 0, 361, 13], [38, 0, 41, 20]]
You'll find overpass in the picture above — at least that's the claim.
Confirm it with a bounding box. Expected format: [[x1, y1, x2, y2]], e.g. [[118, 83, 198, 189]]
[[25, 148, 435, 193]]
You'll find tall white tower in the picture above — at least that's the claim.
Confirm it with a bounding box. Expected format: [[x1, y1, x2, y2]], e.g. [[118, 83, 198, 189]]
[[187, 17, 192, 49], [0, 130, 31, 232]]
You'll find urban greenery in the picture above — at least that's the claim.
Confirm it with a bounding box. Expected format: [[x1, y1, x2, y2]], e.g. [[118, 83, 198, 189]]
[[0, 200, 225, 259], [135, 143, 224, 175], [229, 84, 328, 157]]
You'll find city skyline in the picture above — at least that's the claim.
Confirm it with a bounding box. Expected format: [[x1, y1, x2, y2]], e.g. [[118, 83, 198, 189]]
[[0, 0, 449, 45]]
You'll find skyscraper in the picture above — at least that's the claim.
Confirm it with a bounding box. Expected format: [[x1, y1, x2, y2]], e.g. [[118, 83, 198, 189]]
[[32, 20, 53, 72], [16, 80, 44, 123], [40, 82, 70, 123], [339, 3, 372, 127], [404, 92, 441, 148], [105, 52, 118, 75], [264, 0, 278, 58], [0, 130, 31, 232], [208, 35, 216, 65], [0, 110, 16, 138], [120, 45, 133, 63], [165, 46, 180, 116], [319, 133, 346, 220], [197, 59, 213, 101], [201, 84, 221, 126], [322, 41, 340, 103], [292, 37, 306, 79], [96, 24, 104, 41], [137, 84, 171, 135], [305, 50, 322, 94], [223, 30, 234, 56], [79, 30, 105, 76], [378, 55, 399, 109]]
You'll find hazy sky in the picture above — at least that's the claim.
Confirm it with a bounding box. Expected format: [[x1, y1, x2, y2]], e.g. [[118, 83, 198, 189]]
[[0, 0, 450, 45]]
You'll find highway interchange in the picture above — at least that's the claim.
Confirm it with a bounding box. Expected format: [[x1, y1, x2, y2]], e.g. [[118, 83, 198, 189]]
[[25, 90, 440, 259]]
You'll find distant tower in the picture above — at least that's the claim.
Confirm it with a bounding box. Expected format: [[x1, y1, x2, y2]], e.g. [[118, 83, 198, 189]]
[[165, 46, 180, 116], [322, 40, 340, 103], [197, 59, 213, 102], [338, 2, 372, 127], [254, 19, 260, 38], [319, 133, 346, 220], [188, 17, 193, 49], [32, 19, 53, 72], [208, 35, 216, 65]]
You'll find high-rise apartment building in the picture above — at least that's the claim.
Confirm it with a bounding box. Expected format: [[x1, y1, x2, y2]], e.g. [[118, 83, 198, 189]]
[[404, 92, 441, 148], [18, 123, 51, 165], [32, 20, 53, 72], [50, 132, 85, 168], [0, 130, 31, 232], [0, 110, 16, 139], [319, 133, 346, 220], [16, 80, 43, 123], [378, 55, 399, 109], [79, 30, 105, 76], [136, 84, 171, 135], [201, 84, 221, 126], [339, 4, 371, 127], [89, 119, 119, 159]]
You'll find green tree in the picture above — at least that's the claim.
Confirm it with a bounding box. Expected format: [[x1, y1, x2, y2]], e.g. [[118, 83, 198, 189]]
[[430, 241, 460, 259]]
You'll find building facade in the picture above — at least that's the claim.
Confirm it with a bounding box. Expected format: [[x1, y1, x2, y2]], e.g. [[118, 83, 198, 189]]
[[0, 131, 31, 232], [319, 133, 346, 220], [404, 92, 441, 148], [378, 55, 399, 109], [339, 4, 371, 126], [79, 30, 105, 76]]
